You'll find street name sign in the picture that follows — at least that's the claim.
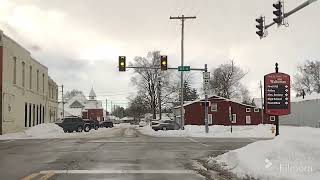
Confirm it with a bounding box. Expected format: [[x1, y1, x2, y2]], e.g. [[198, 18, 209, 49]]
[[264, 72, 291, 116], [178, 66, 190, 71]]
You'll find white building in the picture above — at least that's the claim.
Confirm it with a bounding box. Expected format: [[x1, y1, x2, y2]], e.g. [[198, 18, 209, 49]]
[[280, 93, 320, 128], [58, 88, 105, 121], [0, 30, 58, 134]]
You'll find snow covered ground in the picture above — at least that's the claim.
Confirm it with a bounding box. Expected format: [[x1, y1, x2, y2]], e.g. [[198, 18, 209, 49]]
[[139, 124, 275, 138], [0, 123, 114, 139], [210, 126, 320, 180]]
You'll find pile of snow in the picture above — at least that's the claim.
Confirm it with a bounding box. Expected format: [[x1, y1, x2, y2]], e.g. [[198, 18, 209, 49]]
[[25, 123, 65, 137], [211, 126, 320, 180], [139, 124, 275, 138], [0, 123, 113, 139]]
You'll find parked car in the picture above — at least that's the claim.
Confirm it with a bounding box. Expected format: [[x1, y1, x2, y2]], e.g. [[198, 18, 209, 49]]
[[55, 116, 91, 133], [84, 119, 100, 130], [151, 120, 180, 131], [139, 121, 147, 127], [100, 121, 114, 128]]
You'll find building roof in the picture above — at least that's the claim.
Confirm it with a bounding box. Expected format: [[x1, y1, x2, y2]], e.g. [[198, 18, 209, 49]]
[[174, 95, 257, 109], [84, 100, 103, 110]]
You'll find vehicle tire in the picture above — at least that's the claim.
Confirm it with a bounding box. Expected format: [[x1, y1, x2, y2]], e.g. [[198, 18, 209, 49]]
[[94, 125, 99, 130], [64, 129, 68, 133], [162, 126, 167, 131], [76, 126, 83, 132], [84, 124, 91, 132]]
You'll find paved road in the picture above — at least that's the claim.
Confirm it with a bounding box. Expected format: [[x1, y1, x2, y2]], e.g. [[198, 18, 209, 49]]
[[0, 126, 262, 180]]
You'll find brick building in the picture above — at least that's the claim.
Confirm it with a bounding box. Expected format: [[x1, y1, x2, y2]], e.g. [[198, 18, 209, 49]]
[[174, 95, 276, 126]]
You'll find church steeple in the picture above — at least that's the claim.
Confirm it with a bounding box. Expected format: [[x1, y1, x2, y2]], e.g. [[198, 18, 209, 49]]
[[89, 87, 96, 100]]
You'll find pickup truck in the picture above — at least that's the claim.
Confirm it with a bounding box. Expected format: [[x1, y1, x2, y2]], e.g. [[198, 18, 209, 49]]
[[56, 116, 91, 133]]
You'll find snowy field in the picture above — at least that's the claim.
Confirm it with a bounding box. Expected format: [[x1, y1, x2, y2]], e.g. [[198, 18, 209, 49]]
[[139, 124, 275, 138], [0, 123, 114, 139], [210, 126, 320, 180]]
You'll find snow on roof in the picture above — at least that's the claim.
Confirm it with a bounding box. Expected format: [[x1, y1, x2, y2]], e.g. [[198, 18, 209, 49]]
[[84, 100, 103, 109], [292, 92, 320, 102], [253, 98, 263, 109], [174, 95, 257, 109]]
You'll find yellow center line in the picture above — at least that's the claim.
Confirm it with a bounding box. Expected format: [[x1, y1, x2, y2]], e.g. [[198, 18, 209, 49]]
[[39, 171, 55, 180], [21, 173, 40, 180]]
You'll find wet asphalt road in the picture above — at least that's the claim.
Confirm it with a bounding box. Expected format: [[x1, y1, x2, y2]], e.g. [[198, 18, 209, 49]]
[[0, 126, 262, 180]]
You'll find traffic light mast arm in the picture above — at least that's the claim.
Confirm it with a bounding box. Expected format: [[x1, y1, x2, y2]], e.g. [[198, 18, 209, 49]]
[[265, 0, 318, 29], [126, 66, 205, 71]]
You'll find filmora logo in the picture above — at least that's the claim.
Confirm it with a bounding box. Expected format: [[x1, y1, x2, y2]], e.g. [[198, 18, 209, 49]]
[[265, 159, 272, 169]]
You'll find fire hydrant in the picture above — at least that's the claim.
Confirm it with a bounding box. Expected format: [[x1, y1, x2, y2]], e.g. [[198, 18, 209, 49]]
[[271, 126, 276, 134]]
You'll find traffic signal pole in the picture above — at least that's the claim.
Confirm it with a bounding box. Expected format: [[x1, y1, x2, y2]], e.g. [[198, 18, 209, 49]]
[[265, 0, 318, 29]]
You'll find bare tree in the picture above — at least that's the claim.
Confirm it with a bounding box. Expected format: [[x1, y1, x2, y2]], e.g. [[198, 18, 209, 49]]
[[64, 89, 84, 100], [293, 60, 320, 96], [130, 51, 174, 119], [208, 60, 248, 100]]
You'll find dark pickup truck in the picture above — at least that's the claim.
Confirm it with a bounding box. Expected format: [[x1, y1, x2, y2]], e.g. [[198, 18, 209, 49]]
[[56, 116, 91, 133]]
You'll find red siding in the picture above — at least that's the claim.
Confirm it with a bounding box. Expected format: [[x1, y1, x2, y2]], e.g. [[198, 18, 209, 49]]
[[87, 109, 103, 121], [184, 96, 274, 126]]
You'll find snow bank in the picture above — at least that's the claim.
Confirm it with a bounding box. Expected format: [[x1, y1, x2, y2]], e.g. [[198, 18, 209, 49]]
[[0, 123, 113, 139], [25, 123, 65, 138], [139, 124, 274, 138], [211, 126, 320, 180]]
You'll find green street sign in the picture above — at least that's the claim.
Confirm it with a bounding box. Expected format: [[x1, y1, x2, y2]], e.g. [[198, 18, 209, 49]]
[[178, 66, 190, 71]]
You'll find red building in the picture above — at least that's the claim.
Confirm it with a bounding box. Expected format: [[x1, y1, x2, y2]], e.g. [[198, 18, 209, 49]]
[[81, 88, 104, 121], [175, 95, 276, 126]]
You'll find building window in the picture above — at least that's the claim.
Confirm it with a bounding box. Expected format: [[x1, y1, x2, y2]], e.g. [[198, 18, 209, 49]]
[[22, 62, 25, 87], [36, 105, 39, 125], [33, 104, 35, 126], [254, 108, 259, 112], [42, 74, 45, 93], [13, 57, 17, 84], [270, 116, 276, 121], [208, 114, 213, 125], [211, 103, 218, 112], [25, 103, 28, 127], [246, 116, 251, 124], [29, 66, 32, 89], [232, 114, 237, 123], [42, 106, 45, 123], [29, 104, 32, 127], [37, 70, 39, 91], [246, 108, 251, 113]]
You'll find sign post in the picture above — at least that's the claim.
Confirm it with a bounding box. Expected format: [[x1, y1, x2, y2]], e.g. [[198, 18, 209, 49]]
[[203, 65, 209, 133], [264, 63, 291, 136]]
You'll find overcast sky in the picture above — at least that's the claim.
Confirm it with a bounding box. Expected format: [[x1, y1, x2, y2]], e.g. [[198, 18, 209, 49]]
[[0, 0, 319, 110]]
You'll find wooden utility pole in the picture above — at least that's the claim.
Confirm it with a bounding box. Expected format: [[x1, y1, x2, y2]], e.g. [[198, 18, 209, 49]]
[[170, 15, 196, 130], [260, 81, 264, 124], [61, 85, 64, 119]]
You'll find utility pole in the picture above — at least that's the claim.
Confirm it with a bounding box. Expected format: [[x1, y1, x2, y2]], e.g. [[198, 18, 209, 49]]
[[204, 64, 209, 133], [170, 15, 196, 130], [259, 81, 264, 124], [106, 98, 108, 117], [61, 85, 64, 119], [158, 75, 162, 120]]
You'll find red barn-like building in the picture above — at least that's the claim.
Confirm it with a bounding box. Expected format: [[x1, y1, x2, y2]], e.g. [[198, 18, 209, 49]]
[[174, 95, 276, 126]]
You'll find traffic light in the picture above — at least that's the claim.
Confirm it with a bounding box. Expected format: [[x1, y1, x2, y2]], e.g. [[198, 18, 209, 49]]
[[119, 56, 126, 71], [273, 1, 283, 25], [255, 16, 264, 38], [160, 55, 167, 70]]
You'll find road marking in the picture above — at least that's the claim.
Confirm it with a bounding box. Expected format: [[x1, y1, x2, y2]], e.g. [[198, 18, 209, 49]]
[[21, 173, 40, 180], [39, 169, 195, 174], [185, 137, 210, 147], [39, 171, 55, 180]]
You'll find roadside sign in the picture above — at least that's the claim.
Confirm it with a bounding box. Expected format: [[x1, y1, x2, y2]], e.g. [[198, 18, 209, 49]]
[[178, 66, 190, 71], [264, 72, 291, 116], [203, 72, 210, 79]]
